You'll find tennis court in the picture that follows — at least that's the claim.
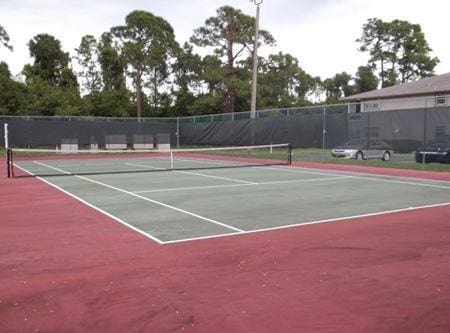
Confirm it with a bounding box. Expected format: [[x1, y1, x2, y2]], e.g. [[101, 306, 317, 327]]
[[10, 148, 450, 244]]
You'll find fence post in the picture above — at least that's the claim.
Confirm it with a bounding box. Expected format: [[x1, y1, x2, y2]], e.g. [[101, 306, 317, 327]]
[[322, 107, 326, 152], [4, 123, 8, 149], [176, 117, 180, 149], [422, 108, 428, 170]]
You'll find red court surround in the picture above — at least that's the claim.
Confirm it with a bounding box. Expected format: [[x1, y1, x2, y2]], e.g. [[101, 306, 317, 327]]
[[1, 159, 450, 332]]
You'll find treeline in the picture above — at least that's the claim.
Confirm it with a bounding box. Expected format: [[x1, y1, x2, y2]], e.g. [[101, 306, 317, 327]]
[[0, 7, 439, 117]]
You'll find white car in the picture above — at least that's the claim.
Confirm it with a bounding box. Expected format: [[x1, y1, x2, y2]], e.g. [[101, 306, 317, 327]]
[[331, 139, 393, 161]]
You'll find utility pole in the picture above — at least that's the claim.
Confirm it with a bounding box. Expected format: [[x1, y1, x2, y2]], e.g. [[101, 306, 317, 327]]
[[250, 0, 263, 119]]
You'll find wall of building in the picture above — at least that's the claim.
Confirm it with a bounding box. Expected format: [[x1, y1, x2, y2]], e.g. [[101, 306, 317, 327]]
[[360, 94, 450, 112]]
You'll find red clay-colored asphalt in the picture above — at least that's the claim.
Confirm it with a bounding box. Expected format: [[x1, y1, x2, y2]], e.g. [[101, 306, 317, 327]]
[[1, 160, 450, 332]]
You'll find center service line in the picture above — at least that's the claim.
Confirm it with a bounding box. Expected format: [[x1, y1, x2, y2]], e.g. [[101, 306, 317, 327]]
[[33, 161, 244, 233]]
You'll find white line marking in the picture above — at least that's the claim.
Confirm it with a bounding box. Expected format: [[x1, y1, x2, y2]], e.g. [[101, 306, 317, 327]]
[[33, 161, 244, 233], [255, 166, 450, 189], [133, 176, 353, 194], [351, 176, 450, 190], [125, 162, 257, 184], [177, 170, 257, 184], [134, 183, 249, 194], [13, 163, 165, 244], [277, 165, 450, 184], [163, 201, 450, 244]]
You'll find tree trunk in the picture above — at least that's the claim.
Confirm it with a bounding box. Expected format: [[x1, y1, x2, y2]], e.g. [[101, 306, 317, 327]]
[[224, 29, 235, 115], [135, 63, 142, 119]]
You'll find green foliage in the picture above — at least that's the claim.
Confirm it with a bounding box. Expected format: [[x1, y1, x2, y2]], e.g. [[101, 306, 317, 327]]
[[82, 90, 133, 117], [75, 35, 102, 94], [357, 18, 439, 87], [111, 10, 179, 118], [0, 25, 13, 51], [0, 62, 26, 115], [353, 66, 379, 94], [98, 32, 126, 91], [191, 5, 275, 114], [0, 8, 443, 118], [23, 34, 78, 89], [23, 76, 81, 116], [322, 72, 353, 103], [258, 52, 318, 108]]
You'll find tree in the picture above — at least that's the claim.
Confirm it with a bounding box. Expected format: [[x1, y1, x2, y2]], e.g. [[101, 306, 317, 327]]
[[171, 42, 203, 116], [111, 10, 179, 118], [353, 66, 379, 93], [0, 62, 25, 115], [357, 18, 439, 87], [389, 19, 439, 83], [190, 6, 275, 114], [257, 52, 317, 108], [0, 25, 13, 51], [75, 35, 102, 94], [357, 18, 391, 87], [22, 34, 81, 115], [98, 32, 126, 91], [322, 72, 353, 103], [23, 34, 78, 89]]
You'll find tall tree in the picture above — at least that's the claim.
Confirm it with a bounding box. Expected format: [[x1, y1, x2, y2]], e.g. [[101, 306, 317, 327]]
[[22, 34, 80, 115], [357, 18, 439, 87], [190, 6, 275, 114], [388, 19, 439, 83], [23, 34, 78, 89], [98, 32, 126, 91], [171, 42, 203, 116], [0, 25, 13, 51], [357, 18, 391, 87], [75, 35, 102, 94], [111, 10, 178, 118]]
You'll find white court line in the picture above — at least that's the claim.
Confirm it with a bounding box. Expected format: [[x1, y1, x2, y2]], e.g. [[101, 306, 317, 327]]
[[14, 162, 450, 246], [133, 176, 353, 194], [164, 160, 450, 189], [12, 163, 165, 245], [33, 161, 244, 233], [125, 162, 257, 184], [351, 176, 450, 190], [275, 165, 450, 184], [163, 201, 450, 244]]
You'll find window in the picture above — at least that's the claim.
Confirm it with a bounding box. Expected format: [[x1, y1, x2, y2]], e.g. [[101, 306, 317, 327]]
[[435, 95, 447, 106], [363, 101, 380, 111]]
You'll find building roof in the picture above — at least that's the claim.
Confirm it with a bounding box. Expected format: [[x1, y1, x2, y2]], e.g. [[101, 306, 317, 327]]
[[343, 72, 450, 101]]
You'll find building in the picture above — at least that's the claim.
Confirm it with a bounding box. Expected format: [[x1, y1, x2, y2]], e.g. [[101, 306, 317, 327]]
[[343, 72, 450, 112]]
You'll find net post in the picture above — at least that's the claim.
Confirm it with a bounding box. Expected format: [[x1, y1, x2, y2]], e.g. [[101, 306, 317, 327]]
[[4, 123, 11, 178], [170, 151, 174, 169], [6, 149, 11, 178]]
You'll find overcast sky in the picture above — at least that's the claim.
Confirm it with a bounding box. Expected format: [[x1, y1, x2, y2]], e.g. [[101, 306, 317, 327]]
[[0, 0, 448, 80]]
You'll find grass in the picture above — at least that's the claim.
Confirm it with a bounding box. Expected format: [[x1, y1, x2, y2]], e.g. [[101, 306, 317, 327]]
[[292, 148, 450, 173]]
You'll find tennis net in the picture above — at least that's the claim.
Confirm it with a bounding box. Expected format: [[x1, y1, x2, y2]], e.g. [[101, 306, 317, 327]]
[[6, 144, 292, 178]]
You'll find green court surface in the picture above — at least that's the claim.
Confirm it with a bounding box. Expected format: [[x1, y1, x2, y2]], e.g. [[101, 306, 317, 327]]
[[14, 156, 450, 243]]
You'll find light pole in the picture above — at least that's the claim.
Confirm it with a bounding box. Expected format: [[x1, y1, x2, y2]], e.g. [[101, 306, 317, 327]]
[[250, 0, 263, 119]]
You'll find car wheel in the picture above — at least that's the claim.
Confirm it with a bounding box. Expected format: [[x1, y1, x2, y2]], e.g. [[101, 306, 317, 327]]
[[382, 151, 390, 161], [355, 151, 364, 160]]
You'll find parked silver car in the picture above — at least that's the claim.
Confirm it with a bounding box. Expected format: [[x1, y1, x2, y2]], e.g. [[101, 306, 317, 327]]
[[331, 139, 393, 161]]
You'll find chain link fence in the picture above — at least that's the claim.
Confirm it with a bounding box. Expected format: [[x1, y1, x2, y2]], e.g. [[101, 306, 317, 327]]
[[1, 96, 449, 171]]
